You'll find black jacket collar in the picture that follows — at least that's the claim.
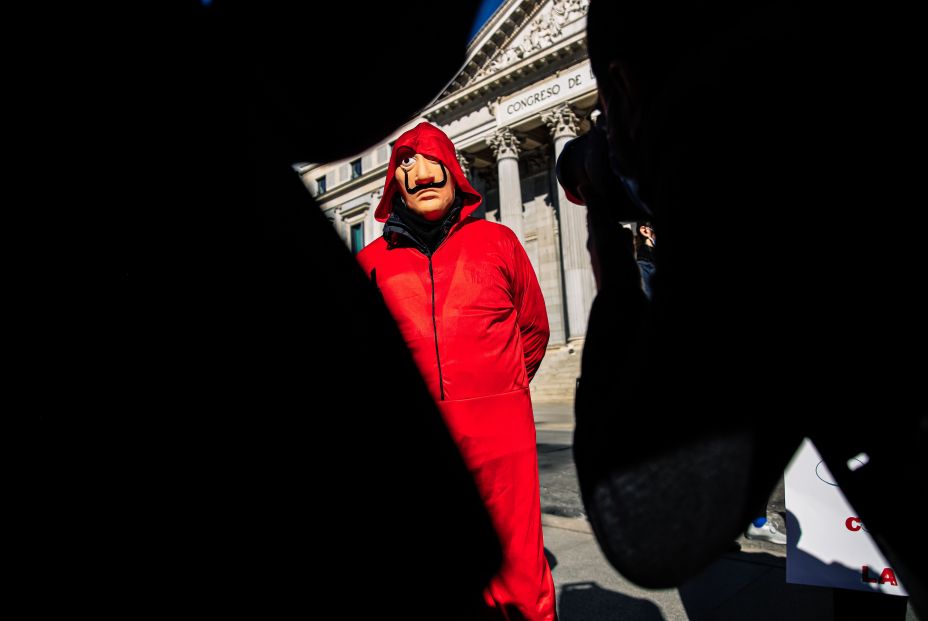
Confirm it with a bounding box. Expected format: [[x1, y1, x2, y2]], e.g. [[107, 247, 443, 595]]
[[383, 194, 464, 255]]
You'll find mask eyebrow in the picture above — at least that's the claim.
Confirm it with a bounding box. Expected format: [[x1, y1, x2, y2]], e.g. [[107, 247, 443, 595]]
[[394, 146, 415, 162]]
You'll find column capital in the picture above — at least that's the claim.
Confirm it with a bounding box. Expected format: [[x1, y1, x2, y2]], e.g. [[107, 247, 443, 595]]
[[542, 104, 580, 140], [488, 127, 521, 161], [455, 149, 471, 178]]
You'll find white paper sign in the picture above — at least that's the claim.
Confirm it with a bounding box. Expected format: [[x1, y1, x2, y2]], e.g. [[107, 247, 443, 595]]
[[784, 438, 906, 596]]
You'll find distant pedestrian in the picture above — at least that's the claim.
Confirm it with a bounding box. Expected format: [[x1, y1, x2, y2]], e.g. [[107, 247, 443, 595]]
[[635, 222, 656, 299]]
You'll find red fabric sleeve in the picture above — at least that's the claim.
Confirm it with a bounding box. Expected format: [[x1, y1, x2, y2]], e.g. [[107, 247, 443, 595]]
[[509, 234, 550, 382]]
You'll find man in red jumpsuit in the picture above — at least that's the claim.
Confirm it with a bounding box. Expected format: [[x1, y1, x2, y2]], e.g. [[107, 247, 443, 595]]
[[358, 122, 556, 621]]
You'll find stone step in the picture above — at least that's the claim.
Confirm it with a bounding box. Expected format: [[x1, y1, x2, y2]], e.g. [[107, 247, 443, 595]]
[[530, 342, 584, 403]]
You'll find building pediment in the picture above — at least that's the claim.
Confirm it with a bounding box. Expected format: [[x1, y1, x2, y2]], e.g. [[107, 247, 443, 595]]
[[446, 0, 589, 97]]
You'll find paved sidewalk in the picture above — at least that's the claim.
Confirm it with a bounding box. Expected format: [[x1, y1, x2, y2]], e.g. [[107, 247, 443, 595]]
[[534, 401, 849, 620], [543, 515, 834, 621]]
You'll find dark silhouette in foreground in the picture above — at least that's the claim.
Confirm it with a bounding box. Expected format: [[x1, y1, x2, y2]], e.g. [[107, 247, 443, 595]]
[[31, 3, 506, 618], [560, 2, 925, 617]]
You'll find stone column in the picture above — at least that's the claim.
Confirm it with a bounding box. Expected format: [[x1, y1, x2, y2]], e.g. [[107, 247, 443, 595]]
[[331, 206, 346, 243], [370, 191, 384, 240], [487, 127, 524, 243], [455, 150, 471, 179], [543, 104, 594, 341]]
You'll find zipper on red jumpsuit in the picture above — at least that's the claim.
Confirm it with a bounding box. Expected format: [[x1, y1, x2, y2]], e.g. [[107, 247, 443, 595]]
[[427, 254, 445, 400]]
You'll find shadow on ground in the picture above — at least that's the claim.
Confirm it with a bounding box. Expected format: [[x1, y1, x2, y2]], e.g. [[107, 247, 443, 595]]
[[545, 548, 559, 574], [559, 581, 665, 621], [537, 443, 584, 518], [678, 549, 832, 621]]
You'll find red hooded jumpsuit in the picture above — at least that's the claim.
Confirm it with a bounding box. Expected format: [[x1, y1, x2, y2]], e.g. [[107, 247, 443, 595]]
[[357, 123, 556, 620]]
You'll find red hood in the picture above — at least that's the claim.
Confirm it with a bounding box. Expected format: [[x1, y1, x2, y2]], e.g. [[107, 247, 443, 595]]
[[375, 122, 482, 222]]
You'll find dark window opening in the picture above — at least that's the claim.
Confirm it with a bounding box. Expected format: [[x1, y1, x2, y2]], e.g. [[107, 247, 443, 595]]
[[350, 223, 364, 254]]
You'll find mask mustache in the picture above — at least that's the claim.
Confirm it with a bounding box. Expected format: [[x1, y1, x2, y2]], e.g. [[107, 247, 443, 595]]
[[403, 162, 448, 194]]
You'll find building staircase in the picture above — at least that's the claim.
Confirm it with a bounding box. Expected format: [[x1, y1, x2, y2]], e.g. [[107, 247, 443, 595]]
[[530, 340, 583, 404]]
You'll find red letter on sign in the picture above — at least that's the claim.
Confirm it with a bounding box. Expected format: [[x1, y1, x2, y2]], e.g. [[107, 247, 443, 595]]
[[861, 566, 879, 584], [879, 568, 898, 586], [845, 517, 861, 531]]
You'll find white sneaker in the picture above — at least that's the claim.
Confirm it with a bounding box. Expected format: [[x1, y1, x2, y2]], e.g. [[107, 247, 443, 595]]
[[745, 520, 787, 545]]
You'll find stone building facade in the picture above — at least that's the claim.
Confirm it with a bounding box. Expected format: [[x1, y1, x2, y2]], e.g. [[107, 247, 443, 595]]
[[300, 0, 597, 398]]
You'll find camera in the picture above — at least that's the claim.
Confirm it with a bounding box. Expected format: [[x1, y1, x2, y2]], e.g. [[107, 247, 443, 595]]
[[555, 114, 650, 224]]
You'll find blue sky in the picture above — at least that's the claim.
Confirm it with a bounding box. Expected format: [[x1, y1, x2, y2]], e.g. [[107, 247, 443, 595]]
[[469, 0, 505, 41]]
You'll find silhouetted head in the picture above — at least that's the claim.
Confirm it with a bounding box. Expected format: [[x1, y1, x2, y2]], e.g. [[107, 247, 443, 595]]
[[587, 1, 780, 204]]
